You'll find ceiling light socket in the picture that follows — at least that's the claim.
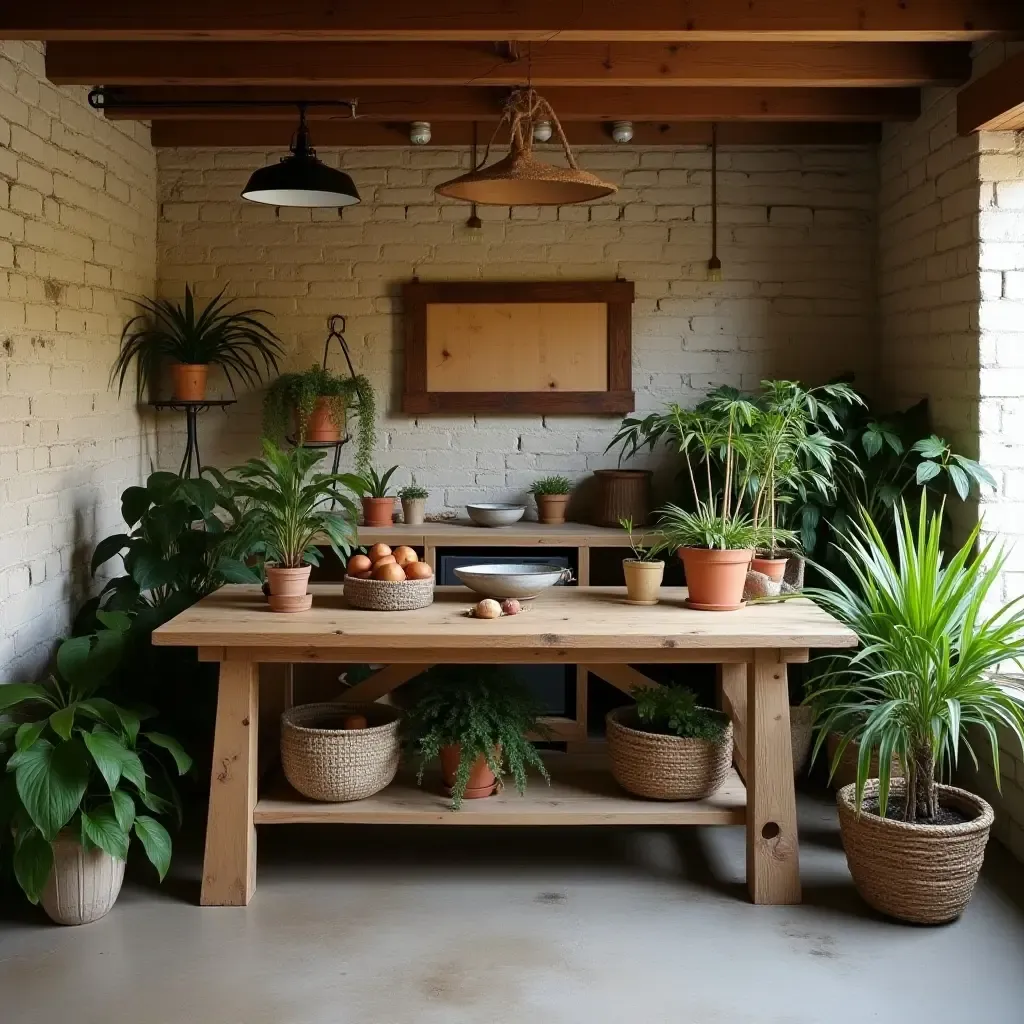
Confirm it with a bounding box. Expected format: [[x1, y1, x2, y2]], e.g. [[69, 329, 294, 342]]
[[409, 121, 432, 146], [611, 121, 634, 144], [532, 120, 553, 143]]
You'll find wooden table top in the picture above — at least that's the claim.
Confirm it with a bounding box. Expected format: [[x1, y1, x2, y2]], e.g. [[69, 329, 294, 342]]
[[152, 585, 857, 653]]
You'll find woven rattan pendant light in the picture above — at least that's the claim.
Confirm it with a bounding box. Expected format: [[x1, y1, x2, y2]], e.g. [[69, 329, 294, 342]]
[[435, 88, 616, 206]]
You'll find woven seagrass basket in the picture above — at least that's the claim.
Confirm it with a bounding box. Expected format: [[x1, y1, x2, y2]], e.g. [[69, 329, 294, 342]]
[[606, 707, 733, 801], [343, 573, 434, 611], [281, 702, 401, 802], [837, 779, 993, 924]]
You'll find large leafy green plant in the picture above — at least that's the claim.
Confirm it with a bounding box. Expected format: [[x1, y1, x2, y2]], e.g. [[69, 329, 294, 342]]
[[401, 667, 550, 810], [0, 616, 191, 904], [806, 497, 1024, 824], [231, 439, 363, 568], [111, 284, 283, 397]]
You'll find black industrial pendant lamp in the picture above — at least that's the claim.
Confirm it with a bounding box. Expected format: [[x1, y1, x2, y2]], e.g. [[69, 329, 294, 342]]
[[242, 105, 360, 208]]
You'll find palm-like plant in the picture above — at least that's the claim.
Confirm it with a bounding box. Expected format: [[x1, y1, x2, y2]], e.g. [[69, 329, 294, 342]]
[[806, 496, 1024, 823], [111, 285, 284, 397], [231, 440, 364, 568]]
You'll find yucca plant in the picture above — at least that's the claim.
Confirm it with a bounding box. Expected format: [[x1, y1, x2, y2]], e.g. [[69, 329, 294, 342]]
[[357, 465, 399, 499], [806, 496, 1024, 824], [111, 284, 284, 397], [230, 439, 364, 568]]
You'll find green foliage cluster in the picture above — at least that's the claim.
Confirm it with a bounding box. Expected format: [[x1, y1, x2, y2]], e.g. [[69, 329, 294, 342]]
[[530, 475, 573, 496], [357, 465, 399, 499], [398, 483, 429, 500], [111, 284, 283, 397], [805, 497, 1024, 824], [0, 616, 191, 904], [631, 686, 727, 741], [618, 517, 664, 562], [401, 667, 550, 810], [262, 365, 377, 474]]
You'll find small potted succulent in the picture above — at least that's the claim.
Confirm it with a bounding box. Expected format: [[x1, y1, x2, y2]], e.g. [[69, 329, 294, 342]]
[[398, 483, 429, 526], [607, 685, 732, 800], [262, 365, 376, 474], [111, 284, 283, 402], [231, 439, 363, 612], [357, 465, 399, 528], [530, 475, 573, 525], [401, 666, 550, 810], [807, 497, 1024, 924], [0, 616, 191, 925], [619, 516, 665, 605]]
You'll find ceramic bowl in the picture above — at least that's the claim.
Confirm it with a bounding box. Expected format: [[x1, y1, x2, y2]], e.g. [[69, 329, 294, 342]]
[[465, 503, 526, 527], [454, 563, 572, 600]]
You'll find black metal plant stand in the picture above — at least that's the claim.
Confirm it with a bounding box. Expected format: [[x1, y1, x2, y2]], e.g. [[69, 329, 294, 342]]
[[150, 400, 236, 478]]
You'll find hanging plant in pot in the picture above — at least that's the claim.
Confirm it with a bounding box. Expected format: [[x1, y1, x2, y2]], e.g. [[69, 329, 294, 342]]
[[401, 666, 550, 810], [530, 476, 573, 525], [619, 516, 665, 605], [356, 465, 399, 528], [231, 439, 363, 612], [111, 284, 283, 402], [806, 496, 1024, 925]]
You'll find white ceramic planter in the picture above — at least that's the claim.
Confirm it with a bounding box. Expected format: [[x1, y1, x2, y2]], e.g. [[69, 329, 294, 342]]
[[41, 833, 125, 926]]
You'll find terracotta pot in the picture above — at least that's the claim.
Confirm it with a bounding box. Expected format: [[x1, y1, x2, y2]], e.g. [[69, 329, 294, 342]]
[[41, 832, 125, 926], [301, 397, 345, 443], [751, 556, 788, 583], [266, 564, 312, 613], [362, 496, 395, 527], [622, 559, 664, 605], [170, 362, 208, 401], [678, 547, 753, 611], [535, 493, 570, 525], [838, 779, 993, 924], [440, 744, 498, 801], [401, 497, 425, 526], [593, 469, 651, 527]]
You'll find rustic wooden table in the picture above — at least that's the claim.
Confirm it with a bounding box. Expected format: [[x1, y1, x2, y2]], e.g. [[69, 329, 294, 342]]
[[152, 584, 856, 909]]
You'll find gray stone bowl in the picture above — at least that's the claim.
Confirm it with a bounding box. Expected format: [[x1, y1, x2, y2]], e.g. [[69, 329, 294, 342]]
[[465, 503, 526, 527], [454, 563, 572, 600]]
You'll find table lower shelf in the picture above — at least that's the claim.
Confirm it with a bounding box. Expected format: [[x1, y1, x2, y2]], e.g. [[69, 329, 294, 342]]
[[254, 751, 747, 827]]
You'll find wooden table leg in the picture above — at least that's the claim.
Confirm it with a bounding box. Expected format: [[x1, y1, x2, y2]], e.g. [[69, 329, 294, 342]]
[[201, 659, 259, 907], [746, 649, 800, 905], [717, 663, 747, 783]]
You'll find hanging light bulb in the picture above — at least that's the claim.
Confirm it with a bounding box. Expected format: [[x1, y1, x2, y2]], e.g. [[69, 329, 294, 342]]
[[242, 104, 360, 208], [707, 123, 723, 282]]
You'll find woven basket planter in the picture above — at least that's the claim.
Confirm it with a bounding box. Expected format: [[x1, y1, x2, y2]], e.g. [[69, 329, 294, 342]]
[[281, 702, 401, 802], [343, 573, 434, 611], [837, 779, 993, 924], [606, 707, 733, 800]]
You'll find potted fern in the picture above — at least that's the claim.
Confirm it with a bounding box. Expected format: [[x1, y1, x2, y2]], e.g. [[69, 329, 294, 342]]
[[530, 475, 573, 525], [806, 496, 1024, 924], [401, 666, 550, 810], [263, 365, 377, 474], [619, 516, 665, 605], [111, 284, 283, 402], [357, 465, 399, 528], [398, 483, 428, 526], [231, 439, 364, 612]]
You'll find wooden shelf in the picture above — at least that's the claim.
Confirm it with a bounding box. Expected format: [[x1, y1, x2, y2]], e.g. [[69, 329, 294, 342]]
[[254, 752, 746, 827]]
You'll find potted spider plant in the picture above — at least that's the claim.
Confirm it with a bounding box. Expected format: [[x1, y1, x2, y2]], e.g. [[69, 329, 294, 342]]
[[111, 284, 283, 402], [231, 439, 363, 612], [619, 516, 665, 605], [806, 496, 1024, 924], [357, 465, 399, 528], [398, 483, 428, 526], [530, 475, 573, 525], [401, 666, 550, 810], [263, 365, 377, 474]]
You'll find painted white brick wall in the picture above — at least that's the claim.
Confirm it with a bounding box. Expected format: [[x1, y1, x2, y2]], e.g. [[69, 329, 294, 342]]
[[0, 41, 158, 681], [156, 143, 878, 511]]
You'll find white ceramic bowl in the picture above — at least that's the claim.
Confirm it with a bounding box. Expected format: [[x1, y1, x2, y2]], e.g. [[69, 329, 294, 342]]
[[466, 503, 526, 527], [454, 563, 572, 600]]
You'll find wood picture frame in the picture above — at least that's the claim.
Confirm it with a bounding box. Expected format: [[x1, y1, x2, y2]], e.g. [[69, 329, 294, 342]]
[[402, 280, 635, 415]]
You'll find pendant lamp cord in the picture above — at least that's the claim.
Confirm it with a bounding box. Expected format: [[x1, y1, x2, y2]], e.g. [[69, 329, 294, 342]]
[[711, 122, 718, 263]]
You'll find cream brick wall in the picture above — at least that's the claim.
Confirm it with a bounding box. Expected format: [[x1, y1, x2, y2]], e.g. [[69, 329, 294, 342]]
[[156, 143, 878, 510], [0, 41, 157, 681]]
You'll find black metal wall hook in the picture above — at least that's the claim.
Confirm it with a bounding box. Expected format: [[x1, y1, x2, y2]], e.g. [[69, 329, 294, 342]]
[[323, 314, 357, 379]]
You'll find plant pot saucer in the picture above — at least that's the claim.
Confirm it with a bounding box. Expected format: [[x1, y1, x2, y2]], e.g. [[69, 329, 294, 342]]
[[624, 598, 659, 606], [683, 598, 746, 612]]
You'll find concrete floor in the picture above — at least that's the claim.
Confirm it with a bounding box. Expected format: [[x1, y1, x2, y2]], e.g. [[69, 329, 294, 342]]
[[3, 788, 1024, 1024]]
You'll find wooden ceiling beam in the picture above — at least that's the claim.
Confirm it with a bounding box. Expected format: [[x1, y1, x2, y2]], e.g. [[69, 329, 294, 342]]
[[98, 86, 920, 123], [46, 40, 971, 88], [957, 51, 1024, 132], [150, 120, 881, 147], [8, 1, 1023, 42]]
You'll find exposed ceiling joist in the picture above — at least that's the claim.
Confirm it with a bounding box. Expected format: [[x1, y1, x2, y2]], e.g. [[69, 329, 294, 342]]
[[957, 51, 1024, 132], [46, 40, 971, 88], [150, 120, 882, 148], [7, 0, 1022, 42], [97, 86, 920, 123]]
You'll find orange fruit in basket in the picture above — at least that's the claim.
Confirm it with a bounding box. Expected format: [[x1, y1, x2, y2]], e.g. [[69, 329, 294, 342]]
[[368, 543, 392, 562], [393, 546, 418, 567], [373, 562, 406, 582], [347, 553, 372, 576], [405, 561, 433, 580]]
